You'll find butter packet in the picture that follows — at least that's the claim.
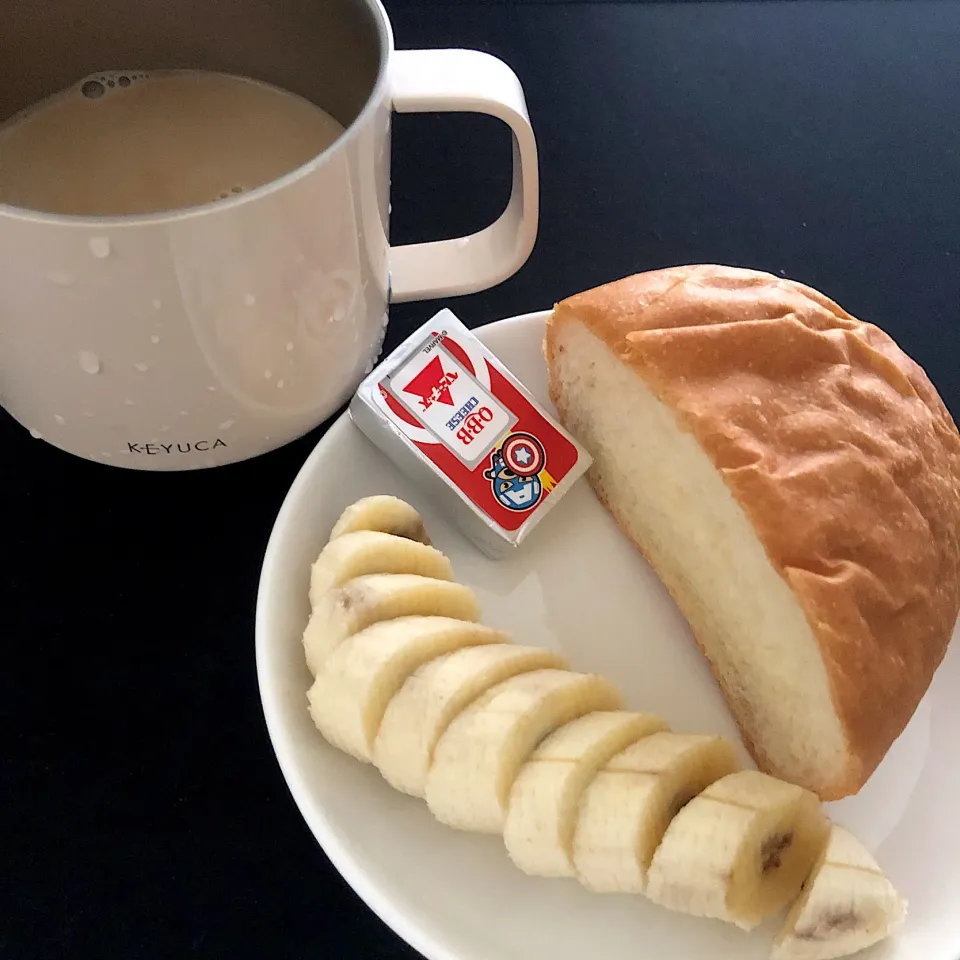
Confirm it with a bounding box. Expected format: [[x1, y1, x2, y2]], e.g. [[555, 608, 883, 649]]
[[349, 309, 592, 559]]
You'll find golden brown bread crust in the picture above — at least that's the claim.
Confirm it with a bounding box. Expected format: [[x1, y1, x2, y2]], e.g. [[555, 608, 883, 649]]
[[546, 264, 960, 796]]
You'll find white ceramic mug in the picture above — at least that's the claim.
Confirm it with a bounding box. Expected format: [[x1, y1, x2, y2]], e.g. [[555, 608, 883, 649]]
[[0, 0, 538, 470]]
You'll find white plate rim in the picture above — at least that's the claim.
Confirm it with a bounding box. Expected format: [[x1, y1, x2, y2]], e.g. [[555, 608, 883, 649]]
[[255, 307, 959, 960]]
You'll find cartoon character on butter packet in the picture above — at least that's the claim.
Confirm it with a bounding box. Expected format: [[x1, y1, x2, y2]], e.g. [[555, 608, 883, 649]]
[[484, 432, 547, 512]]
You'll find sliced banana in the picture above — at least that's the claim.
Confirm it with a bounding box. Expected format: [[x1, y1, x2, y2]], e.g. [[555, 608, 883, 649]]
[[503, 711, 669, 878], [309, 531, 453, 606], [646, 770, 829, 931], [425, 669, 622, 834], [772, 825, 907, 960], [572, 732, 739, 893], [375, 644, 568, 797], [299, 498, 906, 959], [303, 574, 481, 676], [307, 616, 506, 761], [330, 495, 431, 544]]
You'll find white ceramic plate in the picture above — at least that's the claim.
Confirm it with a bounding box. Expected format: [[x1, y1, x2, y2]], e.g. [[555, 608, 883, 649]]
[[256, 311, 960, 960]]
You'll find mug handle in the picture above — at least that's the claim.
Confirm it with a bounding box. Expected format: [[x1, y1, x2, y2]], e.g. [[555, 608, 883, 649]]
[[388, 48, 540, 303]]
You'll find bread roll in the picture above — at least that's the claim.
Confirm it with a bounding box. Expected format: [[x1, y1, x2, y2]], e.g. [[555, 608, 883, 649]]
[[545, 265, 960, 799]]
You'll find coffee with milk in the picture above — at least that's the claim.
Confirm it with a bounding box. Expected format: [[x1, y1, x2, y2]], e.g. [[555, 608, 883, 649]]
[[0, 70, 344, 216]]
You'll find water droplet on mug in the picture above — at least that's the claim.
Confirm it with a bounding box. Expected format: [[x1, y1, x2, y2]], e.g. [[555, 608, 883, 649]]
[[207, 385, 217, 392], [150, 334, 161, 345], [276, 379, 285, 389], [29, 428, 43, 439], [333, 305, 345, 322], [100, 451, 112, 459], [160, 425, 170, 433], [244, 293, 256, 306], [179, 410, 189, 417], [264, 369, 273, 379], [124, 398, 136, 407], [88, 236, 111, 259], [54, 414, 66, 426], [134, 361, 149, 373], [46, 270, 74, 287], [83, 411, 94, 419], [78, 350, 101, 374], [81, 79, 105, 99], [285, 341, 294, 352], [218, 419, 235, 430], [456, 237, 470, 248], [152, 299, 162, 310]]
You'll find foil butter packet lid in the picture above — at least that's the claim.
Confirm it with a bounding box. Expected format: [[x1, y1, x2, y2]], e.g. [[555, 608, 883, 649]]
[[349, 309, 592, 559]]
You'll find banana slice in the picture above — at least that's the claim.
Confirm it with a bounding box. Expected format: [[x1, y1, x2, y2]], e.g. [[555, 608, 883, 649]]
[[504, 711, 669, 878], [330, 495, 431, 544], [303, 574, 481, 676], [646, 770, 829, 931], [309, 531, 453, 606], [572, 732, 740, 893], [425, 669, 622, 834], [307, 616, 506, 761], [375, 644, 568, 797], [772, 825, 907, 960]]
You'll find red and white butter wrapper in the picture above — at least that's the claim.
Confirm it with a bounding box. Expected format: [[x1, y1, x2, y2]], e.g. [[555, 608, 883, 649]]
[[350, 309, 592, 558]]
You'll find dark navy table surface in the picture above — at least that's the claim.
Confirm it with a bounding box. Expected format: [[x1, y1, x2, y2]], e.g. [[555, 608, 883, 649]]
[[3, 1, 958, 957]]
